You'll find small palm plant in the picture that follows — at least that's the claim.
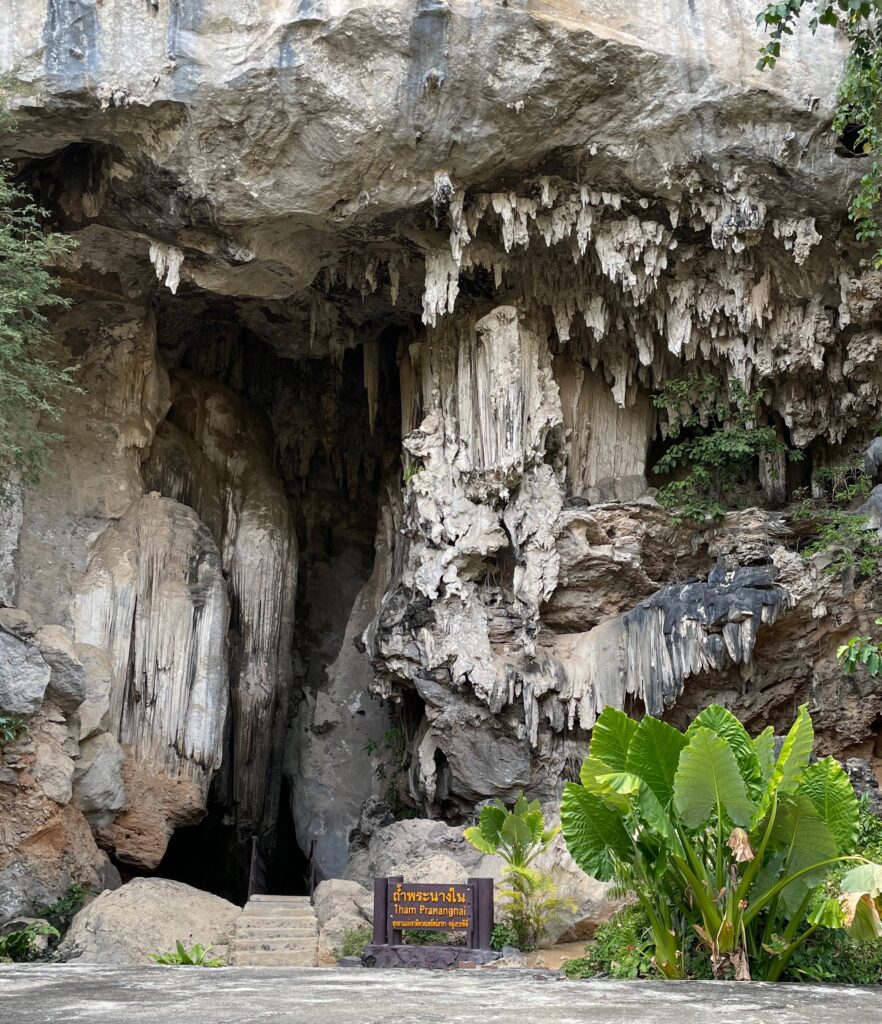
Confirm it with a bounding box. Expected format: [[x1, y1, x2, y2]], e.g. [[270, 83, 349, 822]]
[[561, 704, 882, 981], [465, 793, 575, 951], [149, 941, 225, 967]]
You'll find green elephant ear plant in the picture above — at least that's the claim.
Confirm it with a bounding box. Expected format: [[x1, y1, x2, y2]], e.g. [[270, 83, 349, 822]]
[[561, 704, 882, 981]]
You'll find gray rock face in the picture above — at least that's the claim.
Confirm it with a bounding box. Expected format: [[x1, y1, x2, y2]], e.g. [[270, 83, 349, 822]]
[[0, 628, 50, 715], [35, 626, 86, 714]]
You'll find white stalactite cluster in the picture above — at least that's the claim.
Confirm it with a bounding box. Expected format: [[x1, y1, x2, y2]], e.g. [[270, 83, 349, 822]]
[[416, 174, 875, 447]]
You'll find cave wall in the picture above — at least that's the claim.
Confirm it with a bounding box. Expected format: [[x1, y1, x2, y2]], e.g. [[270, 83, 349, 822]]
[[0, 0, 880, 918]]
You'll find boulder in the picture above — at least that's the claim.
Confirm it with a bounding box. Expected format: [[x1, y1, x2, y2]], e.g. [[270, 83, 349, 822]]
[[0, 627, 50, 714], [35, 626, 87, 714], [58, 878, 241, 964], [0, 608, 35, 638], [312, 878, 373, 963], [72, 733, 126, 827], [32, 742, 75, 806]]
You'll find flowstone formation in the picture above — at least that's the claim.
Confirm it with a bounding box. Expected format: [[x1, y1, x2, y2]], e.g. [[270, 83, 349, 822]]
[[1, 0, 881, 918]]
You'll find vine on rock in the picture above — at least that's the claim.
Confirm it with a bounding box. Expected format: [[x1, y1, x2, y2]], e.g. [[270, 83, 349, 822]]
[[757, 1, 882, 264]]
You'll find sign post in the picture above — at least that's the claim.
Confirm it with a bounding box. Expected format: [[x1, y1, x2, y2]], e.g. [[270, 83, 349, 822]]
[[372, 876, 494, 950]]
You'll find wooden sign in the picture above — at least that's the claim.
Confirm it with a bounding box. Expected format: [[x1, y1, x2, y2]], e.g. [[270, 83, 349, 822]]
[[372, 875, 494, 950], [387, 882, 472, 932]]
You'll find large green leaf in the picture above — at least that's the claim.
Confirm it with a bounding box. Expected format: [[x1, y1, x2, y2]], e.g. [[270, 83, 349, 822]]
[[560, 781, 632, 882], [799, 756, 859, 854], [466, 803, 505, 852], [753, 726, 776, 782], [673, 726, 756, 828], [626, 716, 687, 808], [771, 795, 839, 915], [752, 704, 814, 826], [522, 808, 545, 844], [589, 707, 638, 771], [579, 757, 633, 812], [687, 705, 762, 797], [501, 813, 533, 849], [463, 825, 497, 855], [601, 771, 675, 840], [841, 862, 882, 898], [579, 756, 616, 791]]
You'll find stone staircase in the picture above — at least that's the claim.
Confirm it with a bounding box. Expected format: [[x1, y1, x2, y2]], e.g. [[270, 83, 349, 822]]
[[229, 895, 319, 967]]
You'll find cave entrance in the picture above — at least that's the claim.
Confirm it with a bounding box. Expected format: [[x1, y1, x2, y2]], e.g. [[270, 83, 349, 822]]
[[144, 782, 310, 905], [137, 289, 404, 902]]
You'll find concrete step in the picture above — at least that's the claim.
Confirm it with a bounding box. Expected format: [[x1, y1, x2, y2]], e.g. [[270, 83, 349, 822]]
[[235, 923, 317, 939], [242, 905, 316, 919], [232, 938, 318, 955], [237, 915, 317, 927], [248, 895, 313, 904], [229, 950, 318, 967]]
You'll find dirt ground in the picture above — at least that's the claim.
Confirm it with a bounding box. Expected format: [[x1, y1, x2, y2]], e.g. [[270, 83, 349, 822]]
[[525, 939, 588, 969]]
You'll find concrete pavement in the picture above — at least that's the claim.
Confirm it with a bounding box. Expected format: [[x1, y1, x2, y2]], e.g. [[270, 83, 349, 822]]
[[0, 965, 879, 1023]]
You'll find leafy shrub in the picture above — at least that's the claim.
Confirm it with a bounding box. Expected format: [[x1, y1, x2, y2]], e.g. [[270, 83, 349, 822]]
[[402, 928, 460, 946], [792, 461, 881, 579], [0, 921, 60, 962], [36, 883, 92, 931], [562, 907, 656, 980], [0, 712, 29, 746], [149, 941, 224, 967], [363, 725, 410, 815], [0, 81, 78, 498], [465, 793, 575, 951], [651, 374, 801, 522], [490, 923, 518, 951], [788, 801, 882, 983], [561, 704, 882, 981], [838, 618, 882, 677], [338, 925, 372, 959]]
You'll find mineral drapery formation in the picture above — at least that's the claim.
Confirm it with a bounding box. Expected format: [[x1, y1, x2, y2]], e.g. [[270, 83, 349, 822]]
[[0, 1, 880, 909]]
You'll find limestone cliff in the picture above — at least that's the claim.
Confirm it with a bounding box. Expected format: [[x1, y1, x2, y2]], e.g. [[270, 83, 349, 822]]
[[0, 0, 880, 914]]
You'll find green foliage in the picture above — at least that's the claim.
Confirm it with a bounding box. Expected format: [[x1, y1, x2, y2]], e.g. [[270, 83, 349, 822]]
[[497, 864, 576, 953], [652, 374, 801, 522], [793, 461, 881, 578], [149, 941, 225, 967], [0, 712, 28, 745], [562, 907, 657, 980], [465, 793, 571, 951], [36, 883, 92, 931], [756, 2, 882, 264], [464, 793, 560, 867], [402, 928, 460, 946], [0, 81, 78, 499], [402, 458, 423, 485], [838, 618, 882, 675], [490, 923, 518, 951], [363, 725, 410, 814], [338, 925, 373, 958], [561, 703, 882, 981], [0, 921, 60, 962]]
